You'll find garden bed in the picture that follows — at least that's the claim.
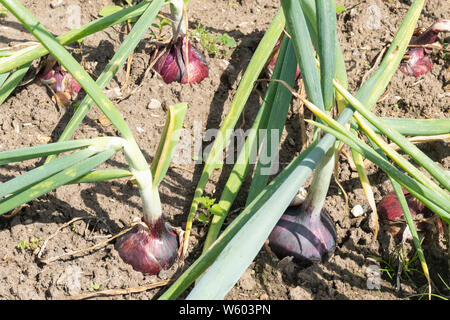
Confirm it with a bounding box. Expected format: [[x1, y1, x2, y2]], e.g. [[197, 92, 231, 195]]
[[0, 0, 448, 300]]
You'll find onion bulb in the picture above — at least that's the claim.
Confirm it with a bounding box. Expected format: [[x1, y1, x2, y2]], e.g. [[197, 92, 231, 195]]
[[154, 35, 209, 84], [37, 55, 82, 106], [115, 217, 179, 275], [268, 205, 336, 266]]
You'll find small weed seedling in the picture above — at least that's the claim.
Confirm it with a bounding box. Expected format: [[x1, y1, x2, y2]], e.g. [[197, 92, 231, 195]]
[[0, 6, 7, 17], [151, 16, 171, 41], [190, 24, 236, 57], [17, 237, 43, 252], [336, 4, 346, 14], [196, 196, 225, 224], [89, 282, 100, 292]]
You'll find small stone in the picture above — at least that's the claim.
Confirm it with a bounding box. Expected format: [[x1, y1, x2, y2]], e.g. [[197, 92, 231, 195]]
[[12, 120, 20, 134], [289, 286, 313, 300], [56, 264, 81, 295], [136, 126, 145, 133], [104, 87, 122, 100], [147, 98, 161, 110], [98, 115, 111, 127], [238, 269, 256, 291], [260, 293, 269, 300], [218, 59, 230, 71], [277, 256, 296, 279], [37, 134, 52, 144], [351, 204, 365, 218], [50, 0, 64, 8], [288, 137, 295, 146]]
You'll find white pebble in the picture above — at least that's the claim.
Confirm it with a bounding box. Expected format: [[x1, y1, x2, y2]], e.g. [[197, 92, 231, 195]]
[[136, 126, 145, 133], [351, 204, 365, 217], [147, 98, 161, 110], [104, 87, 122, 100]]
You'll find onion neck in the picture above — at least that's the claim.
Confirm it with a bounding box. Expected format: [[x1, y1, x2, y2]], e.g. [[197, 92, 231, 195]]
[[144, 215, 166, 238], [170, 0, 187, 36], [123, 139, 162, 223], [302, 146, 336, 222]]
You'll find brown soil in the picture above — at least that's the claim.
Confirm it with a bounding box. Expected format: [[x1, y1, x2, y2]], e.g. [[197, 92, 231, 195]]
[[0, 0, 448, 300]]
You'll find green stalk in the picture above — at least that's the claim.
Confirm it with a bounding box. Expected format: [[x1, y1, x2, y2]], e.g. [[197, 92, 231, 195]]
[[0, 148, 97, 198], [302, 146, 335, 219], [351, 117, 450, 136], [68, 169, 133, 184], [162, 0, 426, 299], [307, 119, 450, 219], [0, 149, 118, 216], [45, 0, 165, 164], [353, 112, 450, 201], [304, 98, 450, 204], [0, 138, 105, 165], [0, 63, 30, 105], [281, 0, 324, 110], [0, 1, 156, 74], [316, 0, 336, 110], [298, 0, 348, 113], [245, 36, 297, 205], [335, 80, 450, 191], [201, 36, 290, 253], [0, 0, 163, 222], [390, 169, 431, 297], [160, 141, 319, 300], [150, 103, 188, 188], [0, 72, 9, 87], [170, 0, 186, 36], [182, 8, 285, 258]]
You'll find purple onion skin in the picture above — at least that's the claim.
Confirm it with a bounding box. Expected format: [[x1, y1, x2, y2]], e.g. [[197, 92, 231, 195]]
[[267, 40, 301, 79], [154, 35, 208, 84], [377, 189, 424, 221], [400, 19, 450, 77], [154, 46, 182, 84], [115, 217, 179, 275], [268, 206, 337, 266], [37, 57, 82, 105]]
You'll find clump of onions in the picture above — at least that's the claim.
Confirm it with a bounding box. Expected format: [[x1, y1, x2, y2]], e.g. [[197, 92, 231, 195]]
[[399, 19, 450, 77], [115, 217, 179, 275], [37, 55, 82, 106], [154, 35, 209, 84], [268, 150, 337, 266]]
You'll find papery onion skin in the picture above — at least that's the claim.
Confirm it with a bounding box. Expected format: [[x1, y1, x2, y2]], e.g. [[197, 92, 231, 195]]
[[399, 19, 450, 77], [268, 206, 337, 266], [37, 56, 82, 104], [266, 40, 301, 79], [153, 46, 182, 84], [154, 35, 208, 84], [377, 189, 424, 221], [115, 217, 179, 275]]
